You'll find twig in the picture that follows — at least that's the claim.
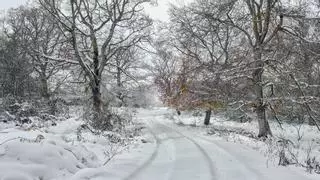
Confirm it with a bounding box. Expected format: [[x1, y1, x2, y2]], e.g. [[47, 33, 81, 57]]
[[289, 74, 320, 131], [63, 148, 79, 160], [268, 102, 283, 130], [103, 145, 129, 166]]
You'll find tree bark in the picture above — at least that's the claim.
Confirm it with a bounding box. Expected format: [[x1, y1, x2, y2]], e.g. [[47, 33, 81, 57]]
[[40, 64, 50, 100], [253, 48, 272, 137], [91, 84, 102, 115], [204, 109, 211, 125], [40, 76, 50, 100], [116, 66, 124, 107]]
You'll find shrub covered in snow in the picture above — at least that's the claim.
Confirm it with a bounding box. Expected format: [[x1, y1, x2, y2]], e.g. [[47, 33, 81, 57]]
[[0, 96, 70, 129]]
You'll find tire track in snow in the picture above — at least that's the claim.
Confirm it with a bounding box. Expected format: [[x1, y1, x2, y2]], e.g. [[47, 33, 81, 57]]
[[156, 123, 216, 180], [123, 120, 161, 180], [169, 123, 263, 179], [192, 134, 262, 180], [192, 132, 316, 180]]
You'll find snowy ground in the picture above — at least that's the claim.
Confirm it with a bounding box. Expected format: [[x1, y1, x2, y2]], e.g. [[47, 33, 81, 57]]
[[0, 107, 319, 179], [120, 108, 319, 180], [167, 109, 320, 171], [0, 107, 144, 180]]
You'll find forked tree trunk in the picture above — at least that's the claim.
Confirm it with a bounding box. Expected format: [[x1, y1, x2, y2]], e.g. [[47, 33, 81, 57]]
[[204, 109, 211, 125], [253, 48, 272, 137], [91, 25, 102, 115]]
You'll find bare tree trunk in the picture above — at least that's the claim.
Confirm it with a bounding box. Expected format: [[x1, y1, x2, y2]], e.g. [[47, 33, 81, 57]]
[[204, 109, 211, 125], [91, 36, 102, 115], [86, 15, 104, 116], [40, 65, 50, 100], [40, 75, 50, 100], [91, 84, 102, 114], [39, 0, 151, 130], [253, 48, 272, 137], [116, 66, 124, 107], [176, 109, 181, 116]]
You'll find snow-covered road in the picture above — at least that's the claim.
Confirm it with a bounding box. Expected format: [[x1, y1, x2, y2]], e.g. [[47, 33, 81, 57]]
[[127, 121, 215, 180], [0, 108, 318, 179], [106, 108, 318, 180]]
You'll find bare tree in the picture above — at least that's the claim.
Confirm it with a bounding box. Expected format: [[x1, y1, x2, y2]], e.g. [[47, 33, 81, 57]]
[[5, 6, 69, 100], [262, 3, 320, 129], [0, 10, 40, 98], [0, 33, 36, 98], [111, 46, 141, 106], [167, 3, 236, 125], [38, 0, 152, 126], [188, 0, 286, 137], [153, 38, 180, 109], [163, 0, 320, 135]]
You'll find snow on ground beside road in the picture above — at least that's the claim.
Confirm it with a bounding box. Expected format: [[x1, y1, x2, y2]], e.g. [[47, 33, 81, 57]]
[[130, 107, 319, 180], [0, 117, 90, 179], [0, 107, 146, 180], [154, 107, 320, 176]]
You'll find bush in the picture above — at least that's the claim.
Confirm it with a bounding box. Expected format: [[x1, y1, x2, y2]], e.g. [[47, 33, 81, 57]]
[[266, 137, 320, 174], [0, 96, 69, 126], [48, 98, 70, 118]]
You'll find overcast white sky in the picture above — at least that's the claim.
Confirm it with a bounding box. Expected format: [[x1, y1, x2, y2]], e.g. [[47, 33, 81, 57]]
[[0, 0, 28, 10], [0, 0, 192, 21], [145, 0, 178, 21], [145, 0, 193, 21]]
